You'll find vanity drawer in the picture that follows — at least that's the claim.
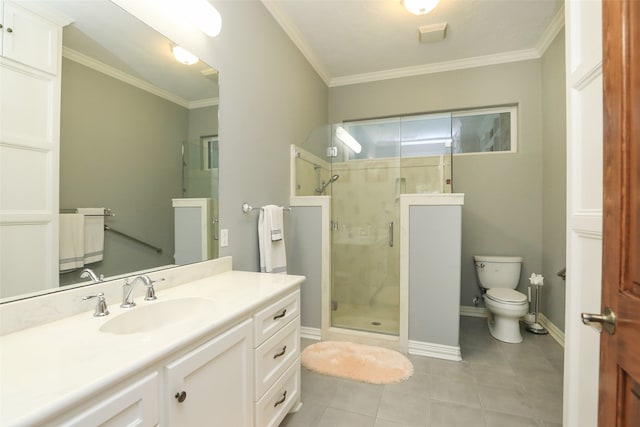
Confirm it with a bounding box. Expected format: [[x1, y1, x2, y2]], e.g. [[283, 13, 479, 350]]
[[255, 358, 300, 427], [254, 290, 300, 346], [255, 316, 300, 397]]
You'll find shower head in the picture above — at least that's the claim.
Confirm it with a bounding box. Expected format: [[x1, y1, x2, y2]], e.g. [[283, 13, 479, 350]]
[[318, 174, 340, 194]]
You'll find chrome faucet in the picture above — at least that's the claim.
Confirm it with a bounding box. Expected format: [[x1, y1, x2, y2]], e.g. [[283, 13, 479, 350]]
[[121, 275, 163, 307], [121, 275, 150, 308], [80, 268, 104, 283]]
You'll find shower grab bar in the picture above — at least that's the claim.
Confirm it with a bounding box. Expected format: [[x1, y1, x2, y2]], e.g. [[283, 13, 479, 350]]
[[242, 203, 291, 214], [60, 208, 115, 217], [389, 221, 394, 247], [104, 225, 163, 254]]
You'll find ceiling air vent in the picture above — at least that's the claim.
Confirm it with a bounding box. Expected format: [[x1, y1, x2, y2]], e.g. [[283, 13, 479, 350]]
[[418, 22, 447, 43]]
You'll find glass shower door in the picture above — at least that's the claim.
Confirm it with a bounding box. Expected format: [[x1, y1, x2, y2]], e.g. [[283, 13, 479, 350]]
[[329, 121, 402, 336], [181, 136, 219, 259]]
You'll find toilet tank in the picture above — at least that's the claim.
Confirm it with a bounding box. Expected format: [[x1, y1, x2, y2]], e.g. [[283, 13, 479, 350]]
[[474, 255, 523, 289]]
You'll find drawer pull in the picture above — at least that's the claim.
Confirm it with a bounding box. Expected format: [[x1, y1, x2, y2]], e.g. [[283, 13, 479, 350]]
[[174, 391, 187, 403], [273, 345, 287, 359], [273, 309, 287, 320], [274, 390, 287, 407]]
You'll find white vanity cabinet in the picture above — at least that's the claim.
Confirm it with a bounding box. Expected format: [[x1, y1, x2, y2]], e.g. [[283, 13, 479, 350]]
[[0, 267, 304, 427], [253, 290, 301, 427], [164, 318, 254, 427]]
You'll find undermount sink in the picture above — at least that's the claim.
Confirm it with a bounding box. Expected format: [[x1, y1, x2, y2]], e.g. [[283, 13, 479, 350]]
[[99, 297, 216, 335]]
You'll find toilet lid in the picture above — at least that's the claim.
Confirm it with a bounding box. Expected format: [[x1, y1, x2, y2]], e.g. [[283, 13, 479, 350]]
[[486, 288, 528, 304]]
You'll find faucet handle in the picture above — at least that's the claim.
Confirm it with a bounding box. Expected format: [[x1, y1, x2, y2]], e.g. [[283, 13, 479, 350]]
[[82, 292, 109, 317], [144, 277, 164, 301]]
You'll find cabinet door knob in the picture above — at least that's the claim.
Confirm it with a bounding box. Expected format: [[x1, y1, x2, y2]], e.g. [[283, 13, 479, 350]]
[[7, 27, 13, 33], [174, 390, 187, 403]]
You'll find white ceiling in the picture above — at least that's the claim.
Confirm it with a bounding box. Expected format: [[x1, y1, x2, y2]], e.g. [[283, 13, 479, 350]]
[[261, 0, 564, 86], [29, 1, 563, 101]]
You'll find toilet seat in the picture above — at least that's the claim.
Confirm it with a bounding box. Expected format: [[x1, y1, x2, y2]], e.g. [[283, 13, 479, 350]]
[[486, 288, 527, 305]]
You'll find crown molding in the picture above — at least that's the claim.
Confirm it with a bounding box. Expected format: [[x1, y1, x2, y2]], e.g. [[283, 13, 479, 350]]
[[63, 47, 213, 110], [189, 98, 219, 109], [536, 5, 566, 57], [329, 49, 540, 87], [260, 0, 331, 85]]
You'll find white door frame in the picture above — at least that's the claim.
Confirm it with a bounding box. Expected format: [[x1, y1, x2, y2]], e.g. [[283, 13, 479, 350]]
[[563, 1, 604, 426]]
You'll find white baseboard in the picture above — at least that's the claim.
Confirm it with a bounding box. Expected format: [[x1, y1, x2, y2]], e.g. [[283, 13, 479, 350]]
[[460, 305, 489, 317], [539, 313, 565, 348], [300, 326, 321, 341], [408, 340, 462, 361]]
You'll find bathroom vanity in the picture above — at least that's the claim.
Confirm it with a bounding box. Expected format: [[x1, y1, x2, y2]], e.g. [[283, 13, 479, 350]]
[[0, 258, 303, 427]]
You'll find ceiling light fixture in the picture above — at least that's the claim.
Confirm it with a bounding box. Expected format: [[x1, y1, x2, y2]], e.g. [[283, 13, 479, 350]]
[[172, 46, 199, 65], [403, 0, 440, 16], [336, 126, 362, 154]]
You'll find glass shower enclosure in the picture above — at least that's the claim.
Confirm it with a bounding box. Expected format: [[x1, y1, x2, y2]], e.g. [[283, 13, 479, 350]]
[[294, 113, 453, 338]]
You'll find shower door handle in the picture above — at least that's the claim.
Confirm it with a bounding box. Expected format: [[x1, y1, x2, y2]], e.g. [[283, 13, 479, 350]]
[[388, 222, 394, 247]]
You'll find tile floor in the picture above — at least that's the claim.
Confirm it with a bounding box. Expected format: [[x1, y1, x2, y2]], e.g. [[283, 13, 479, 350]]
[[281, 316, 564, 427]]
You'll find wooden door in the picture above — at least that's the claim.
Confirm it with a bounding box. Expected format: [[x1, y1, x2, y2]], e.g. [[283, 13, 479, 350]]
[[599, 0, 640, 425]]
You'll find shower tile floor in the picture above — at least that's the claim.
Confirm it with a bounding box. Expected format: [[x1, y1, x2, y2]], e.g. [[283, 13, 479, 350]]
[[280, 316, 564, 427], [332, 302, 399, 336]]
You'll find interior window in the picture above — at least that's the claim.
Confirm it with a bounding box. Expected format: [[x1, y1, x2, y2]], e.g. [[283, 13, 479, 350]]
[[341, 105, 517, 160]]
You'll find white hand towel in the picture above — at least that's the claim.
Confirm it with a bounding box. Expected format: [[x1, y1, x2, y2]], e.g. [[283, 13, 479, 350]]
[[258, 206, 287, 274], [59, 214, 85, 271], [76, 208, 105, 264], [265, 205, 284, 241]]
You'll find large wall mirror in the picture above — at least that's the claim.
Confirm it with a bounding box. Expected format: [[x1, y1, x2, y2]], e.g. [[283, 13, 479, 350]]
[[1, 0, 219, 302]]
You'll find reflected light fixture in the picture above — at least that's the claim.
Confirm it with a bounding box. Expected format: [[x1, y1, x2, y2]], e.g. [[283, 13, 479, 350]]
[[336, 126, 362, 154], [172, 46, 199, 65], [184, 0, 222, 37], [403, 0, 440, 16]]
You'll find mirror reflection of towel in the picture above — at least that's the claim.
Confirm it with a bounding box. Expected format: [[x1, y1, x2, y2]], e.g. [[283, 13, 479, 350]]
[[76, 208, 104, 264], [59, 214, 85, 271], [258, 205, 286, 273]]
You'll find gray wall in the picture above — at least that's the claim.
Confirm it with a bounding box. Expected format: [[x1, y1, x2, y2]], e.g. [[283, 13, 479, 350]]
[[60, 58, 185, 282], [188, 105, 218, 142], [288, 206, 323, 329], [116, 0, 329, 272], [329, 60, 545, 310], [541, 32, 567, 331]]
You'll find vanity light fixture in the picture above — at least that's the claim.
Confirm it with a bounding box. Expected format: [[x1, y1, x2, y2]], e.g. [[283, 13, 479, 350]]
[[184, 0, 222, 37], [172, 46, 199, 65], [403, 0, 440, 16], [336, 126, 362, 154]]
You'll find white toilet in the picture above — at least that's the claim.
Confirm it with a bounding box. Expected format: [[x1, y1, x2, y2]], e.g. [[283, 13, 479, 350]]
[[474, 255, 528, 343]]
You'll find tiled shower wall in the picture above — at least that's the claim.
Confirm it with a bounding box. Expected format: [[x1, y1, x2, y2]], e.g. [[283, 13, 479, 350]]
[[293, 147, 452, 322]]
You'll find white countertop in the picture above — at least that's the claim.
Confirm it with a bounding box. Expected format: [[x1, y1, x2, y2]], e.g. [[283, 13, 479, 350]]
[[0, 270, 304, 426]]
